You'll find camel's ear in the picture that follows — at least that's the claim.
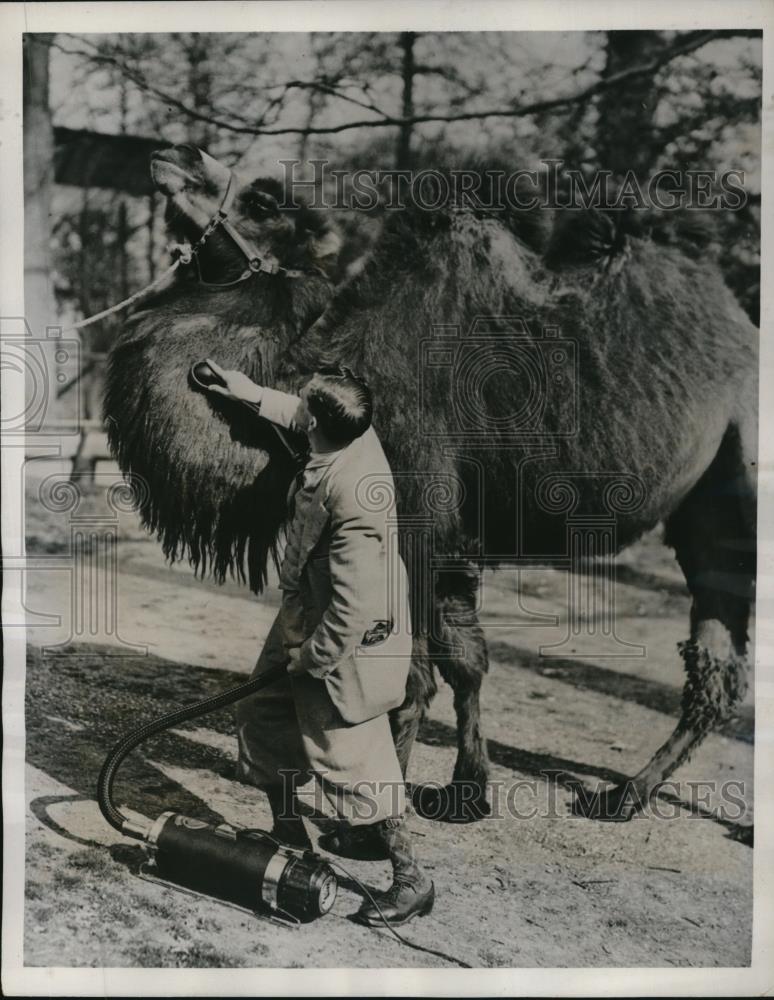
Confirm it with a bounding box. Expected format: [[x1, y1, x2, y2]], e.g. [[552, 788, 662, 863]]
[[199, 149, 232, 193]]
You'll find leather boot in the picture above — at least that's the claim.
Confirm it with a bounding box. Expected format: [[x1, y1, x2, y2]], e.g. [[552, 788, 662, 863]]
[[265, 785, 312, 850], [356, 817, 434, 926]]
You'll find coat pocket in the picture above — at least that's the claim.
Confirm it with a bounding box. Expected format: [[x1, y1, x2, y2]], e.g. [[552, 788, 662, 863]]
[[324, 625, 412, 725]]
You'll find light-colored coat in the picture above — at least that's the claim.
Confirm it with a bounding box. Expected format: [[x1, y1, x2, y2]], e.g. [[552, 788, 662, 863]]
[[261, 386, 412, 725], [236, 388, 412, 825]]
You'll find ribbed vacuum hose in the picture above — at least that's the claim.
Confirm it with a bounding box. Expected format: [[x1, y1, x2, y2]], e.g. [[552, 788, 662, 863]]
[[97, 664, 286, 835]]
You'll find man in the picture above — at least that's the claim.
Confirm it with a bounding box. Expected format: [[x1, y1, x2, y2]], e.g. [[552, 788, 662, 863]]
[[203, 359, 434, 926]]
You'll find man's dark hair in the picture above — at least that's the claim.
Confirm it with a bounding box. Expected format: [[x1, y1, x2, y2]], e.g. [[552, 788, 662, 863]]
[[305, 366, 372, 446]]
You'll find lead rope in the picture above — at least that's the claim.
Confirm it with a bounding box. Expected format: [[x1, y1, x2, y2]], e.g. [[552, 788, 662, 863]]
[[57, 257, 185, 336]]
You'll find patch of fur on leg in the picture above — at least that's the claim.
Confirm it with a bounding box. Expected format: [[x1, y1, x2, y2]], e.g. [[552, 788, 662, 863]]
[[677, 621, 749, 732], [405, 635, 437, 711], [390, 636, 435, 779]]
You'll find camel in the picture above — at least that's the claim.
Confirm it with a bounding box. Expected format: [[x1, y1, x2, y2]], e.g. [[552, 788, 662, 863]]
[[105, 144, 757, 823]]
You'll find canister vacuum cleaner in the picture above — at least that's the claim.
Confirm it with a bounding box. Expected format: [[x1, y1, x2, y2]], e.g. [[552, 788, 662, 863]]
[[96, 665, 469, 966], [97, 663, 338, 924]]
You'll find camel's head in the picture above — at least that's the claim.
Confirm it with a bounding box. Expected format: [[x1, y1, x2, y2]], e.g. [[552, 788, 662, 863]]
[[150, 143, 341, 278]]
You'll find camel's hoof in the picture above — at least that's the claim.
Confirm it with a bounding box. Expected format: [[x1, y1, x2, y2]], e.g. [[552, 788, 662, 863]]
[[727, 823, 754, 847], [572, 782, 645, 822], [411, 781, 491, 823]]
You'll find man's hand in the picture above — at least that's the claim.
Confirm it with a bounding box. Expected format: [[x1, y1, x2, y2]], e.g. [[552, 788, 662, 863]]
[[286, 646, 305, 676], [203, 358, 263, 405]]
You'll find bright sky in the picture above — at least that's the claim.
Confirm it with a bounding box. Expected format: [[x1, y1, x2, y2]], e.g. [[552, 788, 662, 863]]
[[48, 31, 761, 186]]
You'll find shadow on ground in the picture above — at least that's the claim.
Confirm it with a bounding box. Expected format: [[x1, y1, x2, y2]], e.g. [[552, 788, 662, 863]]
[[26, 641, 752, 847], [27, 642, 624, 836], [486, 640, 754, 744]]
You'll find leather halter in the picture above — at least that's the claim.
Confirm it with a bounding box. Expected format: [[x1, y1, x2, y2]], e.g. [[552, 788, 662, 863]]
[[172, 171, 317, 288]]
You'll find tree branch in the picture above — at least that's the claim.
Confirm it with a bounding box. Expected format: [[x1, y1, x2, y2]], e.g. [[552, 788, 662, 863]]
[[48, 35, 282, 133], [275, 78, 392, 119], [40, 28, 760, 140]]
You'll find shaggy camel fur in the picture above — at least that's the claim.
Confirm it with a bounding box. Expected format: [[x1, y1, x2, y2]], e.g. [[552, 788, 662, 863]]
[[105, 145, 757, 822]]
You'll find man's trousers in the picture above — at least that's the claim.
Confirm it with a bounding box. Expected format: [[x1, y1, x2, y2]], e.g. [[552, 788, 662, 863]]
[[236, 609, 407, 826]]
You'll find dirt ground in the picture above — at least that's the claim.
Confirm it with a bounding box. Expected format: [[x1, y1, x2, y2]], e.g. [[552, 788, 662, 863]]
[[21, 464, 754, 969]]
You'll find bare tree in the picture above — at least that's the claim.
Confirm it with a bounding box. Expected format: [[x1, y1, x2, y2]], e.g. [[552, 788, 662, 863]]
[[396, 32, 416, 168], [23, 33, 56, 341], [48, 30, 755, 145], [595, 31, 667, 176], [44, 29, 761, 321]]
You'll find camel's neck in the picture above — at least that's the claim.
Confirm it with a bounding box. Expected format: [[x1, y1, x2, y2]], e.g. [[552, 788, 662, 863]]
[[164, 263, 334, 366]]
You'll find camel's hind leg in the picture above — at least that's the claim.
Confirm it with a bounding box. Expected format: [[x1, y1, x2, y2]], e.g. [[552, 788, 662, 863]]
[[580, 424, 755, 822], [389, 634, 437, 778], [411, 567, 491, 822]]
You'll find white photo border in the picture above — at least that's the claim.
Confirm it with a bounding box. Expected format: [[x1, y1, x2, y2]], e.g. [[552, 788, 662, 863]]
[[2, 1, 772, 995]]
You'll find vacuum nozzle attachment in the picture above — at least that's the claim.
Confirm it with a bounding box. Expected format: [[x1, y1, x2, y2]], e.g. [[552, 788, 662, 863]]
[[189, 360, 227, 391]]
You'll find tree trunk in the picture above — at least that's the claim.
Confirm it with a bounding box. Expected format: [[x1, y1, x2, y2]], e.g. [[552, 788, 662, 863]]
[[185, 34, 215, 149], [147, 191, 157, 281], [23, 34, 56, 338], [595, 30, 666, 178], [23, 33, 60, 427], [396, 32, 416, 169], [298, 84, 326, 162]]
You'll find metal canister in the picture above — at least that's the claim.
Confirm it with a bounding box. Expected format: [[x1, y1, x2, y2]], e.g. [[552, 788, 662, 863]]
[[148, 812, 337, 921]]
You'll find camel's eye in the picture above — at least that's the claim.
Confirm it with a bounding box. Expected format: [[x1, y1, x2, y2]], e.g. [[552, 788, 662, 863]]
[[243, 189, 280, 217]]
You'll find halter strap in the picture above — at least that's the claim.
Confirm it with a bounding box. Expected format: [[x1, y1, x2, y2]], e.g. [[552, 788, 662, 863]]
[[177, 171, 318, 287]]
